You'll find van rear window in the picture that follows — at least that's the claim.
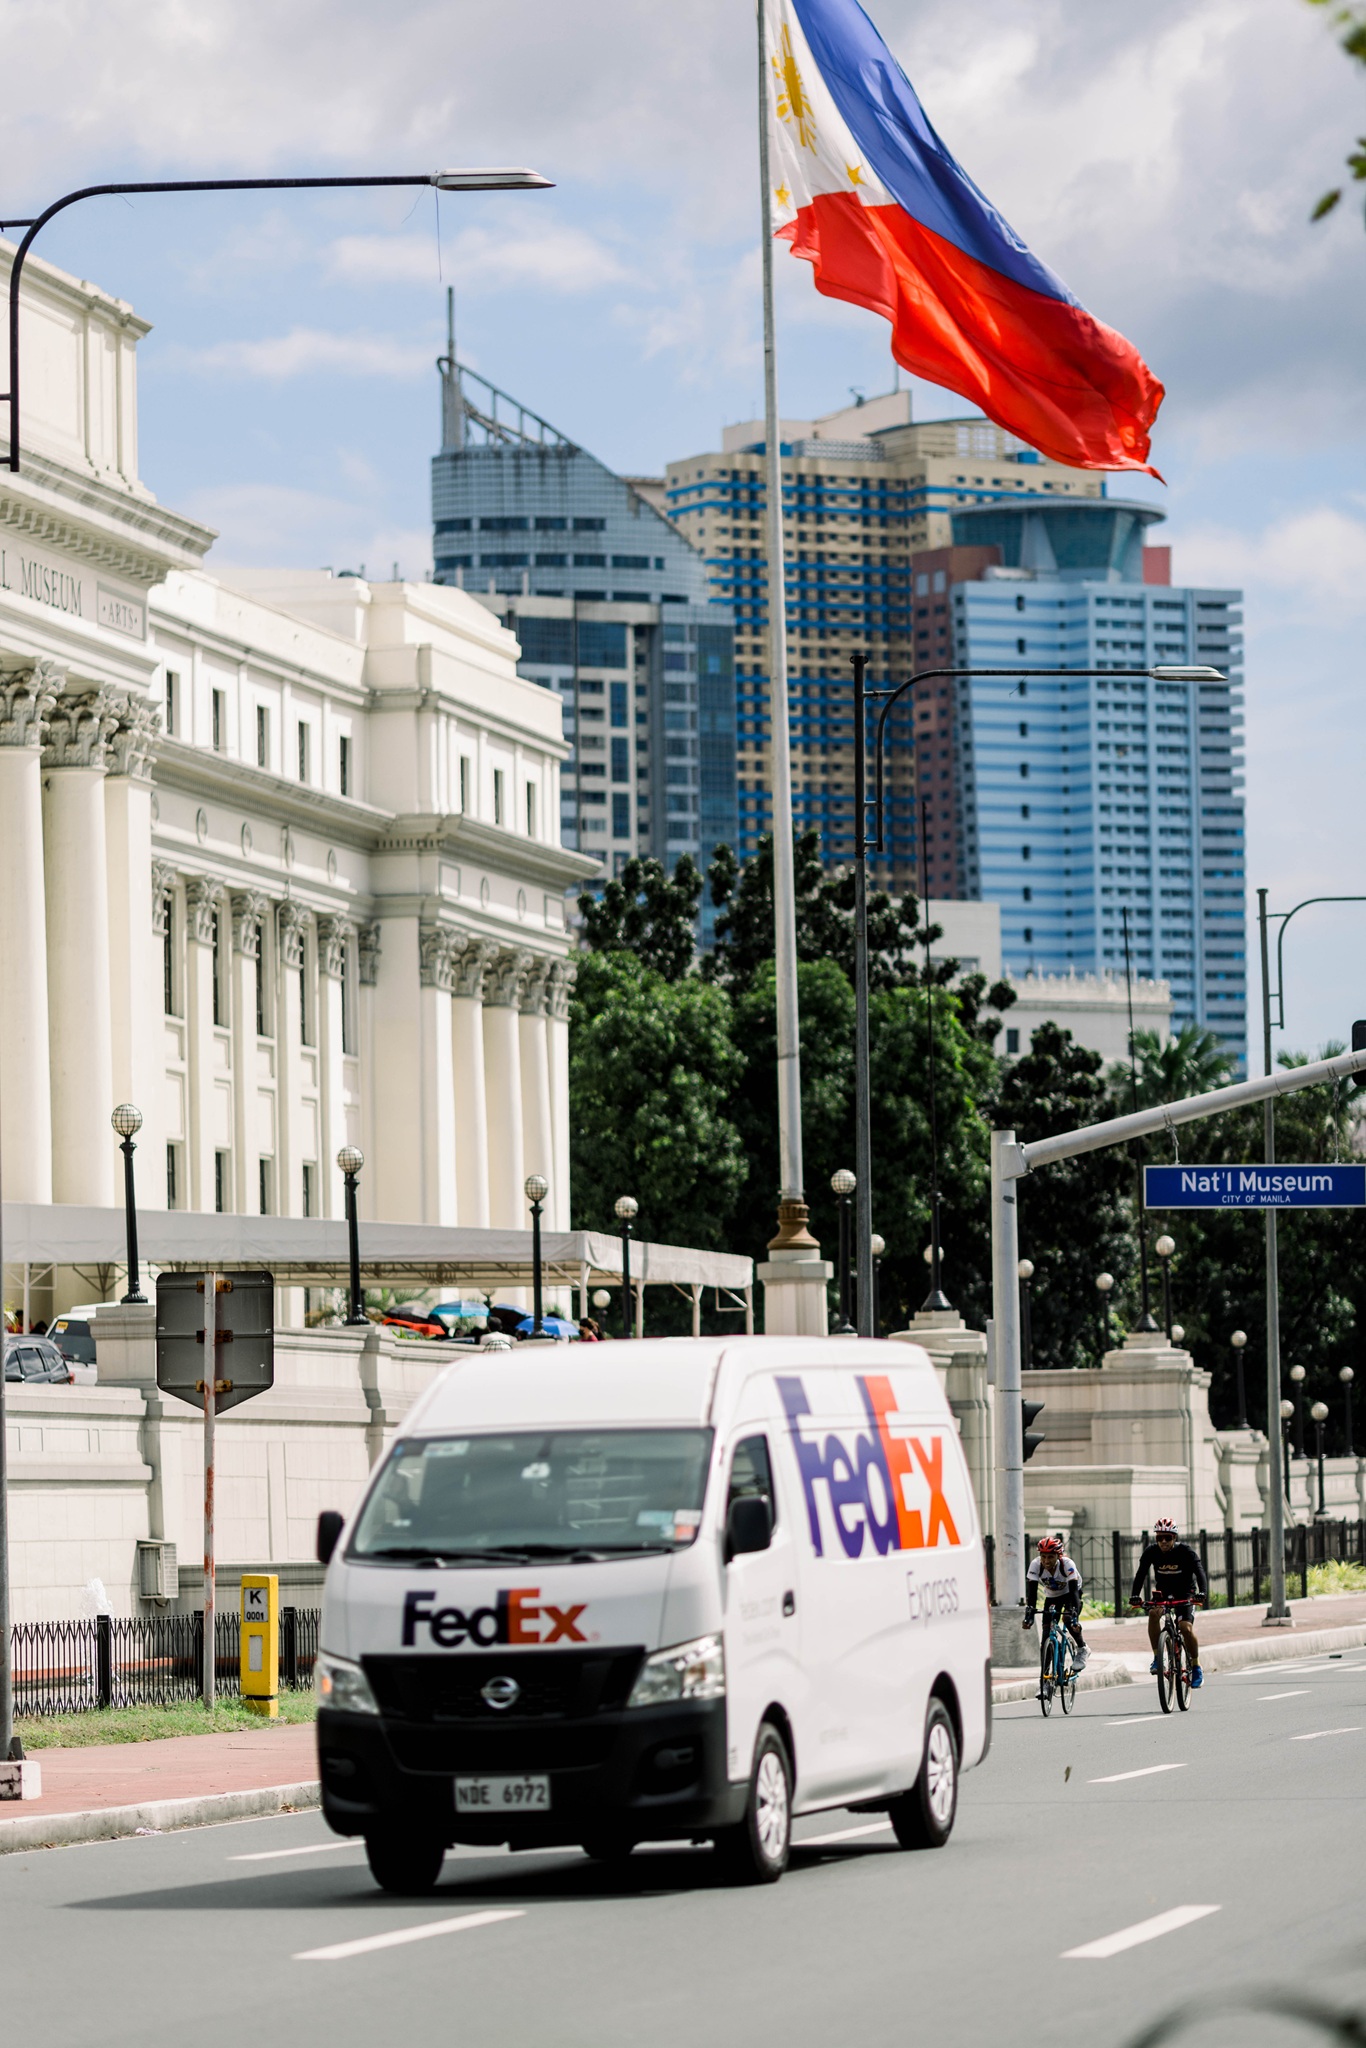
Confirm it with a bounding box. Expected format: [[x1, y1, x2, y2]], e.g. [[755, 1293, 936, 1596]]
[[349, 1429, 714, 1563]]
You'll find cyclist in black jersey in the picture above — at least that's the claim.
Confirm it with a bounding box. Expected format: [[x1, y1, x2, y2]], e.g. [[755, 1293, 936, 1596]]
[[1129, 1517, 1208, 1688]]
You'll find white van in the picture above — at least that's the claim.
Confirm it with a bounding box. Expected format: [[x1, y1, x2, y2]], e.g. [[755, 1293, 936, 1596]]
[[314, 1337, 991, 1893]]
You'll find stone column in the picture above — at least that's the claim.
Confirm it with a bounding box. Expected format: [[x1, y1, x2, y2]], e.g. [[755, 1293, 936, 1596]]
[[104, 696, 161, 1193], [545, 961, 573, 1231], [316, 914, 355, 1219], [275, 901, 310, 1217], [230, 892, 269, 1215], [418, 925, 458, 1224], [519, 959, 554, 1209], [0, 664, 59, 1201], [482, 948, 529, 1228], [43, 686, 121, 1206], [451, 939, 492, 1227], [370, 917, 425, 1224], [184, 878, 219, 1212]]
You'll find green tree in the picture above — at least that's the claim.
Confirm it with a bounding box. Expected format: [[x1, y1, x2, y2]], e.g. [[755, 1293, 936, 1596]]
[[1107, 1024, 1235, 1110], [568, 952, 745, 1248], [577, 855, 702, 982], [1308, 0, 1366, 222], [705, 830, 925, 990]]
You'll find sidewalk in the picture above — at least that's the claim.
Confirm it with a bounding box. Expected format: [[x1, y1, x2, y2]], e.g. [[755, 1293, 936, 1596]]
[[0, 1721, 319, 1854]]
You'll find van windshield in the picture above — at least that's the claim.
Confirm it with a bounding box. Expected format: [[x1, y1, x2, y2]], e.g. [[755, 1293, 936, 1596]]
[[349, 1429, 714, 1562]]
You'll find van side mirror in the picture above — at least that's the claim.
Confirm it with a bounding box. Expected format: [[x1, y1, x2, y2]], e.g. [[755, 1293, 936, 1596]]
[[727, 1494, 773, 1559], [316, 1510, 345, 1565]]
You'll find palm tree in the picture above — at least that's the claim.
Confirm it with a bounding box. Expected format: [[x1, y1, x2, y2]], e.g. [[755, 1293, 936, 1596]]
[[1108, 1025, 1235, 1111]]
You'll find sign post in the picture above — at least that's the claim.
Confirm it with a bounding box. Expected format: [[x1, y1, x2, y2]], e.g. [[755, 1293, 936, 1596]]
[[203, 1274, 216, 1705]]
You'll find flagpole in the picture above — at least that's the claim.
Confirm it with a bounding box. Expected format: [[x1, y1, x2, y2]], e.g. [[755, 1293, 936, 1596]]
[[757, 0, 809, 1241]]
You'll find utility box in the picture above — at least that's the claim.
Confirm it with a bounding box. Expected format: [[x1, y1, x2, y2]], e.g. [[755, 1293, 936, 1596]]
[[136, 1540, 178, 1604], [240, 1574, 279, 1717]]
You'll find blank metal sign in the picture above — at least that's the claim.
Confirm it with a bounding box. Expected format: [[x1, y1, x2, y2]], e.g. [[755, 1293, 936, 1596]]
[[155, 1271, 274, 1413]]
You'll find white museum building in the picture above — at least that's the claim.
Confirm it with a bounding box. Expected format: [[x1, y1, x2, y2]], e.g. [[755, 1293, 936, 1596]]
[[1, 237, 595, 1328]]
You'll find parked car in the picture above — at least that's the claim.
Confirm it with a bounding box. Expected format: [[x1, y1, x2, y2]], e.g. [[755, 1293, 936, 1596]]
[[48, 1308, 100, 1383], [4, 1336, 75, 1385]]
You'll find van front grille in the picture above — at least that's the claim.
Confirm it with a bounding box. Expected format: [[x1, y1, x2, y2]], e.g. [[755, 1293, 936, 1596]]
[[362, 1648, 644, 1725]]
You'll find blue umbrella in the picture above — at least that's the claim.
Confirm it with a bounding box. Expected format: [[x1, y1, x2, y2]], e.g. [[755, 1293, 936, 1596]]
[[513, 1314, 579, 1339]]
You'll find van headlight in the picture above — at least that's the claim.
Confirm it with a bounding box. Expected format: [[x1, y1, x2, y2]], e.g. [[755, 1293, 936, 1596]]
[[627, 1634, 725, 1708], [316, 1650, 380, 1715]]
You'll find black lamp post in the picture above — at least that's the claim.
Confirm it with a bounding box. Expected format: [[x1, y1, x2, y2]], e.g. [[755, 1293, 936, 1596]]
[[1341, 1365, 1356, 1456], [1154, 1234, 1176, 1343], [1230, 1329, 1250, 1430], [1289, 1363, 1307, 1458], [1017, 1259, 1035, 1372], [111, 1105, 146, 1304], [614, 1197, 638, 1340], [1095, 1271, 1114, 1360], [337, 1146, 366, 1325], [525, 1175, 549, 1336], [831, 1169, 857, 1334], [1279, 1399, 1296, 1515], [1311, 1400, 1330, 1518], [869, 1233, 885, 1339]]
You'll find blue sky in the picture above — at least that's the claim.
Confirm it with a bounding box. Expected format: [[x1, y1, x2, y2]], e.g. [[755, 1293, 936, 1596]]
[[6, 0, 1366, 1060]]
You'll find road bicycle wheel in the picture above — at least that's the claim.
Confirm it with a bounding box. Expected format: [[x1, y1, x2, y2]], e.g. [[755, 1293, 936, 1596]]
[[1157, 1629, 1178, 1715], [1175, 1636, 1193, 1712], [1038, 1636, 1055, 1716], [1059, 1640, 1077, 1716]]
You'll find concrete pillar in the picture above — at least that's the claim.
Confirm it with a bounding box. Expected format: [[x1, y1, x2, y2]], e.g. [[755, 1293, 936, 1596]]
[[482, 948, 529, 1228], [230, 891, 269, 1215], [184, 878, 219, 1213], [757, 1200, 833, 1336], [317, 915, 355, 1219], [451, 939, 492, 1227], [546, 961, 573, 1231], [0, 663, 59, 1201], [43, 687, 121, 1206], [418, 925, 458, 1224], [519, 959, 554, 1203], [104, 696, 161, 1200], [369, 917, 423, 1223], [891, 1311, 993, 1537], [275, 901, 310, 1217]]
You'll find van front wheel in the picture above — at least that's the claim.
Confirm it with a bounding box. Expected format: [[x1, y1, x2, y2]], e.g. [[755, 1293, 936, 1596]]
[[364, 1829, 445, 1894], [889, 1700, 958, 1850], [714, 1724, 792, 1885]]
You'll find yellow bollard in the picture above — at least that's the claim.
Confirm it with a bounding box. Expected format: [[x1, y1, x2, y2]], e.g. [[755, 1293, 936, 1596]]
[[240, 1573, 279, 1718]]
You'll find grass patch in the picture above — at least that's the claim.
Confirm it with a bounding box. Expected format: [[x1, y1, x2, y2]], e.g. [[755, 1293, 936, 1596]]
[[17, 1689, 317, 1750], [1306, 1559, 1366, 1596]]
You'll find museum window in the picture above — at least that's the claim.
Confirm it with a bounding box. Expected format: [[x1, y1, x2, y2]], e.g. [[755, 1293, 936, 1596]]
[[211, 911, 225, 1027], [301, 1162, 316, 1218], [493, 768, 506, 826], [339, 734, 351, 797], [297, 720, 309, 783], [525, 782, 537, 837], [259, 1158, 273, 1217], [165, 670, 178, 738], [163, 897, 176, 1016], [256, 704, 269, 768], [166, 1143, 180, 1210], [341, 943, 356, 1057], [254, 925, 268, 1038], [459, 756, 471, 813], [214, 1150, 229, 1214], [212, 689, 225, 753]]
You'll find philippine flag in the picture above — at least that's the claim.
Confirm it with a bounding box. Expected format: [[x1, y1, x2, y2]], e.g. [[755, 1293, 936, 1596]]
[[765, 0, 1164, 474]]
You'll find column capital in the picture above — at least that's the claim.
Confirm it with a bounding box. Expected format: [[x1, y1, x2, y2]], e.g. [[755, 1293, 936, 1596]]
[[151, 861, 178, 937], [419, 923, 459, 992], [317, 913, 357, 979], [452, 937, 493, 1000], [277, 899, 310, 968], [230, 889, 272, 957], [357, 922, 381, 987], [185, 875, 221, 944], [519, 957, 552, 1017], [0, 660, 62, 748], [107, 692, 162, 780], [483, 947, 532, 1009], [546, 959, 576, 1021], [42, 686, 122, 770]]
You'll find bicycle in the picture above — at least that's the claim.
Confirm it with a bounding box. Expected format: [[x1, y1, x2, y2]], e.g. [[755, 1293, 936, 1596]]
[[1147, 1597, 1200, 1715], [1035, 1603, 1078, 1718]]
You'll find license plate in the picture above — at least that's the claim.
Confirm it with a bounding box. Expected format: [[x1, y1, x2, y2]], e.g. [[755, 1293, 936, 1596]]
[[454, 1774, 550, 1813]]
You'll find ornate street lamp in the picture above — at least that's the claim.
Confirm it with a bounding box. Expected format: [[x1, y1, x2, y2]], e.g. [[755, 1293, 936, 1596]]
[[614, 1197, 638, 1340], [1095, 1271, 1115, 1359], [1341, 1365, 1355, 1457], [1230, 1330, 1250, 1430], [869, 1233, 885, 1338], [1311, 1400, 1330, 1519], [1289, 1363, 1307, 1458], [111, 1105, 146, 1304], [831, 1169, 857, 1335], [1017, 1259, 1035, 1372], [1154, 1234, 1176, 1342], [525, 1175, 550, 1336], [336, 1147, 366, 1325]]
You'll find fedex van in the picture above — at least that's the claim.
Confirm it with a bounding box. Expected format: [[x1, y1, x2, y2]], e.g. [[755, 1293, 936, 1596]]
[[314, 1337, 991, 1893]]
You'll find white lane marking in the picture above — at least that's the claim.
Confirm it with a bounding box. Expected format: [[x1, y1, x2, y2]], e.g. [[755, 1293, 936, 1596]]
[[1064, 1904, 1220, 1960], [798, 1821, 894, 1848], [1258, 1690, 1312, 1703], [1089, 1763, 1188, 1785], [1290, 1727, 1362, 1742], [233, 1841, 365, 1863], [295, 1909, 524, 1962], [1106, 1715, 1166, 1726]]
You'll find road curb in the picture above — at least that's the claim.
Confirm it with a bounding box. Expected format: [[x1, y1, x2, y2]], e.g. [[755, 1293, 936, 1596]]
[[0, 1778, 320, 1856], [990, 1620, 1366, 1704], [991, 1659, 1133, 1705]]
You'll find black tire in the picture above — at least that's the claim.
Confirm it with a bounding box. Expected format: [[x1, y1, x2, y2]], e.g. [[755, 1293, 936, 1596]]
[[580, 1832, 635, 1865], [889, 1699, 959, 1850], [1039, 1649, 1054, 1717], [1175, 1640, 1192, 1712], [1157, 1632, 1177, 1715], [364, 1829, 445, 1895], [1059, 1643, 1077, 1717], [714, 1723, 792, 1885]]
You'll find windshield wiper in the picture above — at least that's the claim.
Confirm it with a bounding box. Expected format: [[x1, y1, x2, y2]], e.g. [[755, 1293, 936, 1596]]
[[362, 1545, 539, 1566]]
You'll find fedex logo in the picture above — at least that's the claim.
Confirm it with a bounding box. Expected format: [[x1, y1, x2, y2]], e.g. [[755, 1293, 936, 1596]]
[[778, 1374, 962, 1561], [402, 1586, 587, 1648]]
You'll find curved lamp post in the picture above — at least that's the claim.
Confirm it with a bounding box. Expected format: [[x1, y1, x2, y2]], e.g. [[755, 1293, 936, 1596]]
[[525, 1175, 550, 1336], [1289, 1362, 1307, 1458], [1341, 1365, 1355, 1457], [614, 1196, 638, 1340], [111, 1105, 146, 1304], [1230, 1329, 1250, 1430], [1017, 1258, 1035, 1373], [831, 1169, 857, 1335], [337, 1146, 366, 1325], [1311, 1400, 1330, 1519], [1154, 1234, 1176, 1343], [869, 1232, 885, 1338], [1095, 1271, 1115, 1359]]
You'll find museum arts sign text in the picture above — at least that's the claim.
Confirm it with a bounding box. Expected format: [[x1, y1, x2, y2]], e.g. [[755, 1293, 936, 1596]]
[[0, 537, 147, 640]]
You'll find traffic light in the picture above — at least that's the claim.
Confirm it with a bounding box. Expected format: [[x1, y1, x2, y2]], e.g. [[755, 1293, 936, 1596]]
[[1022, 1398, 1046, 1464], [1352, 1021, 1366, 1053]]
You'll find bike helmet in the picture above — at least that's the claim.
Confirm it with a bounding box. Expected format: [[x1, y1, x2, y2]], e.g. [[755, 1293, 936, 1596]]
[[1154, 1517, 1178, 1538], [1037, 1534, 1064, 1558]]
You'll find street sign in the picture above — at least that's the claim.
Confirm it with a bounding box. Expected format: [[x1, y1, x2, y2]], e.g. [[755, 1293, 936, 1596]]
[[1144, 1164, 1366, 1210], [155, 1271, 274, 1413]]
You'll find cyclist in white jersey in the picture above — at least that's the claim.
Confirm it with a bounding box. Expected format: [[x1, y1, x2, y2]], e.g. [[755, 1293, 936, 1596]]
[[1022, 1535, 1090, 1672]]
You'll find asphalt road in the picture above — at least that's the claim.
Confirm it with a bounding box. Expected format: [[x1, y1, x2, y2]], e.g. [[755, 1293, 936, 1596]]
[[5, 1651, 1366, 2048]]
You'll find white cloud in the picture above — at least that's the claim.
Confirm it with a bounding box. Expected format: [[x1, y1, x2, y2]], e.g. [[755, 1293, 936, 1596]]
[[162, 327, 433, 380], [324, 221, 629, 295], [1178, 507, 1366, 615], [184, 481, 432, 578]]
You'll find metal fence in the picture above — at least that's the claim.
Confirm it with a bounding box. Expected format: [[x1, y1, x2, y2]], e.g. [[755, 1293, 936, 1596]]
[[9, 1606, 320, 1717], [986, 1521, 1365, 1614]]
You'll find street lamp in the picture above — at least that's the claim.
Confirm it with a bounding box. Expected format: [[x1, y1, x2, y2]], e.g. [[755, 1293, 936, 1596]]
[[1154, 1234, 1176, 1343], [614, 1196, 638, 1340], [1341, 1365, 1355, 1456], [869, 1233, 885, 1338], [1279, 1399, 1296, 1515], [1311, 1400, 1330, 1519], [1289, 1363, 1307, 1458], [525, 1175, 549, 1336], [110, 1104, 146, 1304], [3, 168, 552, 472], [831, 1169, 857, 1335], [1017, 1259, 1035, 1372], [1230, 1330, 1250, 1430], [336, 1146, 366, 1325], [1095, 1272, 1115, 1359]]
